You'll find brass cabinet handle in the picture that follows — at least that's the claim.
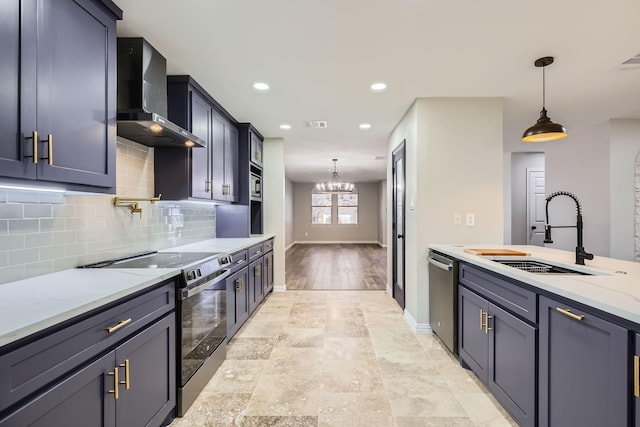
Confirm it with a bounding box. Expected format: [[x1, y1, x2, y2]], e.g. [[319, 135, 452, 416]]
[[485, 314, 493, 334], [556, 307, 585, 321], [108, 367, 119, 400], [255, 264, 261, 277], [235, 277, 243, 292], [119, 359, 130, 390], [107, 318, 132, 333], [205, 180, 211, 193], [40, 134, 53, 165], [480, 309, 485, 331], [634, 355, 639, 398], [25, 131, 38, 163], [235, 259, 245, 265]]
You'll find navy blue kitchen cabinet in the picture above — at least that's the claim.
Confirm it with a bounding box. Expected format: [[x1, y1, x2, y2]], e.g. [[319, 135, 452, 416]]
[[264, 240, 274, 294], [539, 295, 628, 427], [458, 265, 536, 427], [0, 280, 176, 427], [635, 333, 640, 427], [237, 124, 264, 234], [226, 249, 250, 340], [157, 75, 238, 202], [0, 0, 120, 192], [249, 258, 264, 314]]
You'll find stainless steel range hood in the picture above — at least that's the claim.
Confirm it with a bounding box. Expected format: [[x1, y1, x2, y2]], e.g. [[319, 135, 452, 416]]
[[117, 38, 206, 148]]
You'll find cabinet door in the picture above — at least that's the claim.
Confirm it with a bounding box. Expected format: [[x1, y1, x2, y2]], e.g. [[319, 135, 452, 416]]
[[227, 268, 249, 340], [0, 351, 116, 427], [539, 296, 628, 427], [488, 303, 536, 427], [225, 124, 239, 202], [189, 90, 212, 199], [264, 251, 274, 293], [115, 313, 175, 427], [0, 0, 37, 179], [211, 113, 226, 200], [248, 258, 264, 313], [458, 286, 489, 383], [33, 0, 116, 188]]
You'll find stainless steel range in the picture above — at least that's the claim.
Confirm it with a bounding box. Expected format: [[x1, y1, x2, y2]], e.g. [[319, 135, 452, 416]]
[[80, 251, 231, 417]]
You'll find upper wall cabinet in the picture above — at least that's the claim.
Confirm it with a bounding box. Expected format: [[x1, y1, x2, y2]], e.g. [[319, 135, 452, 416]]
[[0, 0, 121, 192], [155, 75, 238, 202]]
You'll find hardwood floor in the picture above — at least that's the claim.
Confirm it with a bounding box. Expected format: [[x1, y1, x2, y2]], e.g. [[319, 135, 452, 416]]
[[285, 244, 387, 290]]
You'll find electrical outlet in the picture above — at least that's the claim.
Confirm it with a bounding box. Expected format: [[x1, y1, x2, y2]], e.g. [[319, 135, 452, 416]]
[[454, 213, 462, 225], [466, 213, 475, 226]]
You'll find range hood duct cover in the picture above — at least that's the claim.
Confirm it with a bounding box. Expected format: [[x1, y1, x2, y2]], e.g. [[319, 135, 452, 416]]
[[116, 38, 206, 148]]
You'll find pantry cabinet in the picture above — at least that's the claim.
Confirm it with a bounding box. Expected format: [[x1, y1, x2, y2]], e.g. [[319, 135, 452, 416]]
[[0, 0, 120, 192]]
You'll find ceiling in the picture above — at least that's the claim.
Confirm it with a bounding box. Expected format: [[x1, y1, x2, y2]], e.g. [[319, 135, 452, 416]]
[[114, 0, 640, 183]]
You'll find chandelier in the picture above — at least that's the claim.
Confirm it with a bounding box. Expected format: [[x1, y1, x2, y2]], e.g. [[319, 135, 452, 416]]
[[315, 159, 355, 194]]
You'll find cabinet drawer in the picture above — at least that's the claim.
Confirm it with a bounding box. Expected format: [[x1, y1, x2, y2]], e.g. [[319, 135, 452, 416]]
[[263, 238, 274, 253], [248, 243, 264, 260], [230, 249, 249, 273], [0, 280, 176, 411], [460, 263, 537, 323]]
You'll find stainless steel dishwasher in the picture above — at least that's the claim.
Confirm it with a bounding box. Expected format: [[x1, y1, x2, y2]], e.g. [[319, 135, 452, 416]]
[[428, 250, 459, 355]]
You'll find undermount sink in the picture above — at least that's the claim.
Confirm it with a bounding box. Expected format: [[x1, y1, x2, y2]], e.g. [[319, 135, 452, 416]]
[[491, 259, 594, 275]]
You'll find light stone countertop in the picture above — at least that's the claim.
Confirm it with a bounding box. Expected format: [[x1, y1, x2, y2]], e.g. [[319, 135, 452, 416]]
[[429, 244, 640, 326], [163, 234, 275, 254], [0, 235, 275, 349], [0, 268, 179, 348]]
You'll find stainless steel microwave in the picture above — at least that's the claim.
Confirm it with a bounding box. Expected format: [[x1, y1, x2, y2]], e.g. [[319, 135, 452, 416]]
[[250, 173, 261, 200]]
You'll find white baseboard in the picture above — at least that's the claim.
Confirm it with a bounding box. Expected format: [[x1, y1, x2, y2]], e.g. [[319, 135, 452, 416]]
[[386, 283, 392, 296], [293, 240, 380, 245], [273, 283, 287, 292], [285, 242, 295, 251], [404, 309, 433, 334], [377, 242, 387, 248]]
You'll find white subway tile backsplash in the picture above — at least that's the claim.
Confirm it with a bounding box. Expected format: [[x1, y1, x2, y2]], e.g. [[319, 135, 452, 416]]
[[7, 189, 39, 203], [0, 220, 7, 235], [0, 204, 23, 219], [37, 191, 64, 204], [23, 261, 54, 279], [40, 245, 66, 261], [24, 204, 52, 218], [0, 265, 25, 283], [53, 230, 77, 245], [0, 235, 25, 251], [25, 232, 53, 248], [8, 219, 39, 234], [9, 248, 39, 265]]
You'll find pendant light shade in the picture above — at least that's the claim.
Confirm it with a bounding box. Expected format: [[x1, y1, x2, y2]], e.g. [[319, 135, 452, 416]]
[[522, 57, 567, 143], [315, 159, 355, 194]]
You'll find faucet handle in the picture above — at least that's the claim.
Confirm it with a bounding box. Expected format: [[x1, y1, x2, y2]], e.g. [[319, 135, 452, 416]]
[[543, 226, 553, 244]]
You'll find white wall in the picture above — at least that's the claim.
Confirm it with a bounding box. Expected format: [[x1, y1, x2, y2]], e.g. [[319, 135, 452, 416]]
[[292, 182, 379, 243], [610, 119, 640, 260], [544, 122, 610, 256], [389, 97, 504, 327], [263, 138, 287, 290], [377, 180, 387, 246], [510, 152, 545, 244], [284, 177, 294, 250]]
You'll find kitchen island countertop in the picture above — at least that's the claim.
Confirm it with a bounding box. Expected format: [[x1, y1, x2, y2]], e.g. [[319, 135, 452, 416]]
[[430, 244, 640, 326]]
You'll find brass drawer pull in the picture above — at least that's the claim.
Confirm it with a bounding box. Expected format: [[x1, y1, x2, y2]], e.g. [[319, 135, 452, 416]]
[[108, 367, 119, 399], [485, 314, 493, 334], [119, 359, 130, 390], [634, 355, 639, 398], [107, 318, 132, 333], [236, 277, 243, 292], [235, 259, 245, 265], [480, 309, 485, 331], [25, 131, 38, 163], [556, 307, 585, 321]]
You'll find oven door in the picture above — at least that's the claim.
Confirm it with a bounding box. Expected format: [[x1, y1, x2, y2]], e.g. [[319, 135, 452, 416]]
[[177, 269, 230, 386]]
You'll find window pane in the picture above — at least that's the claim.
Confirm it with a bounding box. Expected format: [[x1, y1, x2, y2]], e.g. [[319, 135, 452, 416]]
[[312, 206, 332, 224], [312, 193, 332, 206], [338, 194, 358, 206], [338, 207, 358, 224]]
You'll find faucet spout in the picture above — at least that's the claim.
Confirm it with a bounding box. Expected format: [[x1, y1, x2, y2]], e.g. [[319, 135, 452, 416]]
[[544, 191, 593, 265]]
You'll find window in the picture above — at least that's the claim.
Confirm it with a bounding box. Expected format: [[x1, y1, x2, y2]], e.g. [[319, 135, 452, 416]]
[[311, 193, 332, 224], [337, 193, 358, 224]]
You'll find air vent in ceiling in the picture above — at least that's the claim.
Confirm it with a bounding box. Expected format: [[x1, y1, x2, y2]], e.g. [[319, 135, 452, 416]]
[[304, 120, 328, 128], [619, 53, 640, 69]]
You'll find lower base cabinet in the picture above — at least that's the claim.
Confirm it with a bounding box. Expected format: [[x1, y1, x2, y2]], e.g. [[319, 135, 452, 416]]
[[539, 295, 628, 427], [227, 267, 250, 340], [264, 250, 274, 293], [248, 258, 264, 314], [459, 286, 536, 427], [0, 313, 175, 427]]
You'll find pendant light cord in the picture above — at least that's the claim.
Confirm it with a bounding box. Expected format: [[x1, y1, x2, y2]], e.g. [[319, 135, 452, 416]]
[[542, 65, 546, 109]]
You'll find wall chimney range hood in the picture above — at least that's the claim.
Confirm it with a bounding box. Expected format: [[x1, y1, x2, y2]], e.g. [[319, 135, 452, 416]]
[[116, 38, 206, 148]]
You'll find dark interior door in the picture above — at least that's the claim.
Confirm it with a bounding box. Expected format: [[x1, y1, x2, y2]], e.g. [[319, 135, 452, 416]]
[[392, 141, 406, 309]]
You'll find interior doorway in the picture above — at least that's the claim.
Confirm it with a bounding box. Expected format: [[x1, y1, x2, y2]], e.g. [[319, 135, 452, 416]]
[[510, 152, 545, 245], [527, 168, 546, 246], [392, 141, 406, 309]]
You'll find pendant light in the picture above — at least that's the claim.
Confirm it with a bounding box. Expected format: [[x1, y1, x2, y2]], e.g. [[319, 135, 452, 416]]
[[522, 56, 567, 143], [315, 159, 355, 194]]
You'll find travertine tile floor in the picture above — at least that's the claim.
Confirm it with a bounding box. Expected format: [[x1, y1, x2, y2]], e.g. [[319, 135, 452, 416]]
[[170, 290, 517, 427]]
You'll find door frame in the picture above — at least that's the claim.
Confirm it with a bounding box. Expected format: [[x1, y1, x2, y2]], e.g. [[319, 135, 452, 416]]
[[526, 168, 545, 246], [392, 140, 406, 309]]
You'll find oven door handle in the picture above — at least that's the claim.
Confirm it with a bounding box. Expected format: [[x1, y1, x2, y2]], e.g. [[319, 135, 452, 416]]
[[179, 269, 231, 299]]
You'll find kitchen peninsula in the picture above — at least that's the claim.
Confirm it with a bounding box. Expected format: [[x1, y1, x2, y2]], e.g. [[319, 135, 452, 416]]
[[430, 243, 640, 427]]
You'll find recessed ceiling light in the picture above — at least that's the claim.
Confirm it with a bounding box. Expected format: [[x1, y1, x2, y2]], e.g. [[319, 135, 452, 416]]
[[359, 123, 372, 130], [370, 82, 387, 92], [253, 82, 270, 91], [280, 124, 292, 130]]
